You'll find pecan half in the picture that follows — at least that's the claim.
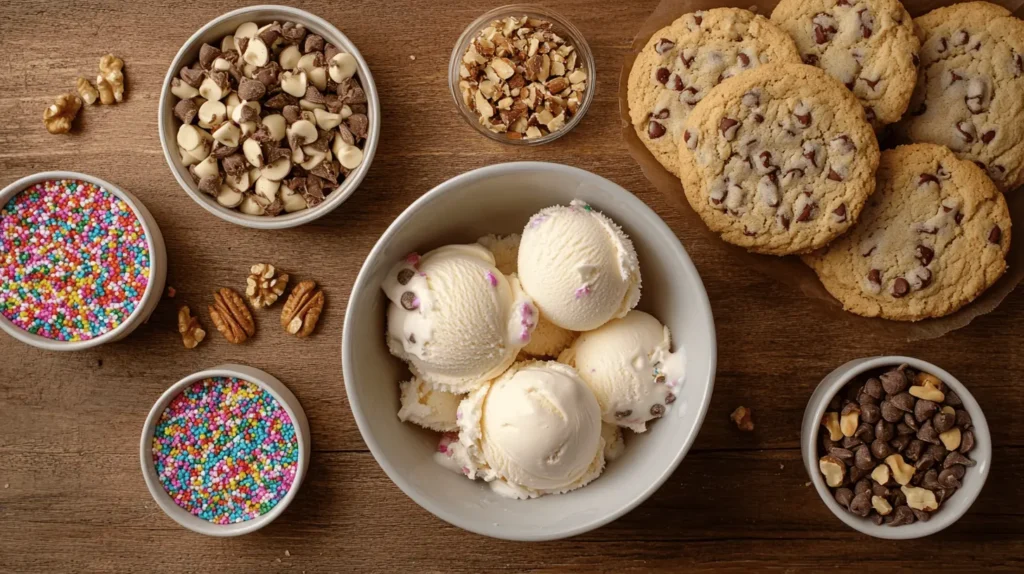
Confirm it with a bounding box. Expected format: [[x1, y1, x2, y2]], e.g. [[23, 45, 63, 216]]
[[280, 280, 325, 337], [209, 288, 256, 343]]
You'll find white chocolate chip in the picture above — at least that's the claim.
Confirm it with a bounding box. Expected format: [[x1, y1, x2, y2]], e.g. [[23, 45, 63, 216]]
[[212, 57, 232, 72], [212, 122, 241, 147], [300, 147, 326, 170], [226, 171, 251, 192], [193, 156, 219, 179], [261, 114, 287, 141], [216, 185, 243, 208], [261, 157, 292, 181], [279, 45, 302, 70], [299, 98, 326, 112], [239, 195, 265, 215], [336, 140, 363, 170], [281, 184, 308, 212], [230, 100, 260, 124], [329, 53, 358, 83], [198, 77, 226, 101], [242, 138, 263, 168], [287, 119, 318, 145], [313, 108, 342, 130], [308, 67, 327, 91], [179, 146, 199, 167], [224, 92, 241, 119], [197, 99, 226, 129], [280, 71, 308, 97], [234, 22, 258, 48], [297, 53, 319, 73], [171, 79, 200, 99], [176, 124, 208, 150], [254, 177, 280, 203], [219, 35, 236, 53], [243, 39, 270, 67]]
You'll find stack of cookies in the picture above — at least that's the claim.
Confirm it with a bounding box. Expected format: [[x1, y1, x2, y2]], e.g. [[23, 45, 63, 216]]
[[627, 2, 1022, 321]]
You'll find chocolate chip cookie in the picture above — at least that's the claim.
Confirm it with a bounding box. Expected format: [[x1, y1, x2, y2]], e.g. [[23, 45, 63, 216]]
[[627, 8, 801, 176], [771, 0, 919, 128], [678, 63, 880, 255], [805, 144, 1011, 321], [894, 2, 1024, 192]]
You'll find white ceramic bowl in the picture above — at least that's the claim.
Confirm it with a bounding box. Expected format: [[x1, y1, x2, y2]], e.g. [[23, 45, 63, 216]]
[[140, 364, 311, 536], [158, 5, 381, 229], [0, 171, 167, 351], [342, 162, 717, 541], [802, 356, 991, 539]]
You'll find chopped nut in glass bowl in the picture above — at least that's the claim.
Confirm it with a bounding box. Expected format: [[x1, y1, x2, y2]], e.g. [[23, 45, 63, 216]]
[[159, 6, 379, 229], [448, 5, 595, 145]]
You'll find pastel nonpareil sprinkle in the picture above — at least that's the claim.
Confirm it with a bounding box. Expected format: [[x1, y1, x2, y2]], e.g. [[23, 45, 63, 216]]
[[0, 179, 150, 341], [152, 377, 299, 525]]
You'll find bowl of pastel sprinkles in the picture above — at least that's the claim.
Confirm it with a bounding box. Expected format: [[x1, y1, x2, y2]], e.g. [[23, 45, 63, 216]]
[[140, 365, 311, 536], [0, 172, 167, 350]]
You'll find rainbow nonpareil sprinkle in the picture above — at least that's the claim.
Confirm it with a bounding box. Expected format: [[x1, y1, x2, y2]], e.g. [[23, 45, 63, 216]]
[[0, 179, 150, 341], [152, 377, 299, 525]]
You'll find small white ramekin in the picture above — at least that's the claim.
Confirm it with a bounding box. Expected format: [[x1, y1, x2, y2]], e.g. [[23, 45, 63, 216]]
[[140, 364, 311, 537], [802, 356, 991, 539], [0, 171, 167, 351], [158, 5, 381, 229]]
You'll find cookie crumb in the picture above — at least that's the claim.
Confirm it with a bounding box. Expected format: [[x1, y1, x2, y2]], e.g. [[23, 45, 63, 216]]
[[730, 406, 754, 431], [409, 55, 416, 61], [284, 550, 291, 557], [804, 481, 812, 487], [166, 286, 176, 298]]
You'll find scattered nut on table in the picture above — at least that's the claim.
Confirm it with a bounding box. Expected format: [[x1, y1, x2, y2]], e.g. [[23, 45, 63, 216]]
[[818, 364, 977, 526], [458, 14, 587, 140], [280, 280, 324, 337], [98, 54, 125, 104], [171, 20, 371, 216], [209, 287, 256, 343], [246, 263, 289, 308], [76, 77, 99, 105], [42, 94, 82, 134], [730, 405, 754, 431], [177, 305, 206, 349]]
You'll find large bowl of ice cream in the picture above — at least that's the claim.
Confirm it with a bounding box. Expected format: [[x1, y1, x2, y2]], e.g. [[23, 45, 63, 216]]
[[343, 162, 716, 541]]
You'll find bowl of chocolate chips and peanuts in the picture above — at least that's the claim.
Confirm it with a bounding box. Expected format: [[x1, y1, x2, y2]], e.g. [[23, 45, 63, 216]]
[[159, 6, 380, 229], [803, 356, 989, 539]]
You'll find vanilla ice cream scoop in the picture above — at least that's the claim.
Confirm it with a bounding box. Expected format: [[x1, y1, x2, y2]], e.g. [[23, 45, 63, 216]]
[[457, 361, 605, 499], [518, 199, 641, 331], [559, 310, 685, 433], [383, 244, 538, 393], [397, 377, 461, 432]]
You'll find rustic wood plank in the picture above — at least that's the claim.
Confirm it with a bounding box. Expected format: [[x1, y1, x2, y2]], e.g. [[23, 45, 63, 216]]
[[1, 0, 1022, 571]]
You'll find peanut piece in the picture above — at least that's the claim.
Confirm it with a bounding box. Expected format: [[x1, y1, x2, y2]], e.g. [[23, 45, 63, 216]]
[[901, 485, 939, 511], [885, 454, 915, 486], [909, 384, 945, 402], [871, 495, 893, 516], [819, 455, 846, 487], [939, 427, 962, 450], [821, 412, 842, 441], [870, 464, 890, 485]]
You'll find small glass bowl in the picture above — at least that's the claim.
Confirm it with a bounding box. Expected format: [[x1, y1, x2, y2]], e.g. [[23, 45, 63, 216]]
[[448, 4, 596, 146]]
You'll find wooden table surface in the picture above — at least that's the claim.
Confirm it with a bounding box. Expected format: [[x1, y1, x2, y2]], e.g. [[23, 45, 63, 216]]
[[1, 0, 1022, 572]]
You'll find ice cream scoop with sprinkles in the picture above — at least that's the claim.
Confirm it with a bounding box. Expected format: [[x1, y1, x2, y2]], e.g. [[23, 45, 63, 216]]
[[152, 377, 299, 524], [0, 179, 150, 341]]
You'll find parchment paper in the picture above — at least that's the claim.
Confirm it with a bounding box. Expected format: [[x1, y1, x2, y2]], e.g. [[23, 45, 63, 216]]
[[619, 0, 1024, 341]]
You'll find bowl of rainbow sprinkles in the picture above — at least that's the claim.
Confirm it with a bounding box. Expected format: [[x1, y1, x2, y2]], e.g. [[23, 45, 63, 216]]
[[0, 171, 166, 350]]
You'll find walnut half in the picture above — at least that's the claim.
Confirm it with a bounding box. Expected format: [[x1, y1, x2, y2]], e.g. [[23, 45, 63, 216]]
[[246, 263, 289, 308], [43, 94, 82, 134], [280, 280, 324, 337], [177, 305, 206, 349]]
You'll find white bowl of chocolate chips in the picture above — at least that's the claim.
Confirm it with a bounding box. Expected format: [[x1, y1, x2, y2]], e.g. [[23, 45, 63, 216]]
[[802, 356, 990, 539]]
